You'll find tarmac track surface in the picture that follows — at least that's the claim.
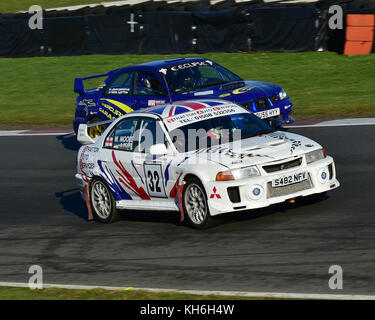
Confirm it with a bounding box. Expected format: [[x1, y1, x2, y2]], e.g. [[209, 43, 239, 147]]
[[0, 125, 374, 295]]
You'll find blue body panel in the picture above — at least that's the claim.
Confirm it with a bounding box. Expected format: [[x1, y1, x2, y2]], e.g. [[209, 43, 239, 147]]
[[73, 57, 294, 132]]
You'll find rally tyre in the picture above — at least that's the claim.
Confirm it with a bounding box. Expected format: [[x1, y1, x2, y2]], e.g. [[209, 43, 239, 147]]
[[90, 178, 119, 223], [182, 178, 219, 229], [88, 116, 105, 138]]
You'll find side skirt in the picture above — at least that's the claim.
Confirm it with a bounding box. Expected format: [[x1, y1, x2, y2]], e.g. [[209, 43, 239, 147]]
[[116, 199, 179, 212]]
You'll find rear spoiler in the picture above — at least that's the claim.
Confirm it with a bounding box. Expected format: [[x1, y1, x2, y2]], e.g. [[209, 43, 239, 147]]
[[77, 119, 114, 145], [74, 72, 113, 95]]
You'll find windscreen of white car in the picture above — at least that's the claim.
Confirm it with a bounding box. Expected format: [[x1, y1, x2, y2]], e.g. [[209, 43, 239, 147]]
[[169, 113, 274, 152]]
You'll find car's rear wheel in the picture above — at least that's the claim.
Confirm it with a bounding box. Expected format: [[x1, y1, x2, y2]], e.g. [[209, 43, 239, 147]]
[[182, 178, 218, 229], [88, 116, 106, 138], [90, 178, 119, 223]]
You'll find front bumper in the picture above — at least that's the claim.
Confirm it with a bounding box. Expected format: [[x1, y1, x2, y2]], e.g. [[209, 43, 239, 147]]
[[75, 173, 88, 200], [204, 156, 339, 216]]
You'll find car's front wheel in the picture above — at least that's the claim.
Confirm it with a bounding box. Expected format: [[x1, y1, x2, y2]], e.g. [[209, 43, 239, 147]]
[[182, 178, 218, 229], [90, 178, 119, 223]]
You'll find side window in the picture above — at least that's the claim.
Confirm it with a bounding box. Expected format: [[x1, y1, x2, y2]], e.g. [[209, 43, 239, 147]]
[[135, 71, 168, 97], [104, 71, 134, 96], [108, 118, 139, 151], [135, 118, 166, 153]]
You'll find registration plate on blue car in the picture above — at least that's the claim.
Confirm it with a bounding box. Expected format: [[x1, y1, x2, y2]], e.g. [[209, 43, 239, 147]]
[[271, 171, 308, 188], [255, 108, 280, 119]]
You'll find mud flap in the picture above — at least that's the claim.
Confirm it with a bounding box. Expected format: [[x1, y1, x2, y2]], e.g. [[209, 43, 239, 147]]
[[177, 184, 185, 222], [83, 180, 94, 221], [172, 173, 185, 222]]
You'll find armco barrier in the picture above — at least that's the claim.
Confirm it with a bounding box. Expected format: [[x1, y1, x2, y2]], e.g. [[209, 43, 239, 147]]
[[0, 7, 324, 57]]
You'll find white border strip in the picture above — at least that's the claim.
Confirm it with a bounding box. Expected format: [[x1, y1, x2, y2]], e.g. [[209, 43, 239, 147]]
[[0, 131, 73, 137], [0, 282, 374, 300], [1, 118, 375, 137], [285, 118, 375, 129]]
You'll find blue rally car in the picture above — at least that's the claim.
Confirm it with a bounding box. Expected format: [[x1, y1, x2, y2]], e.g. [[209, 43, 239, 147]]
[[74, 57, 294, 134]]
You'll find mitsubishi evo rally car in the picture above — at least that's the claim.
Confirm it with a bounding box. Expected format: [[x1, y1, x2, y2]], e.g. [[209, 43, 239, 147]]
[[74, 57, 294, 135], [75, 99, 339, 229]]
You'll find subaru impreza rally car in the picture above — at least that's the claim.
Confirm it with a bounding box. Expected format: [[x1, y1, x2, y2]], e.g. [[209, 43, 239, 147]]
[[74, 57, 294, 135], [75, 99, 339, 229]]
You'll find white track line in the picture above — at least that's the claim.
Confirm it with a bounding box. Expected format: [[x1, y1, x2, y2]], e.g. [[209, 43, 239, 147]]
[[0, 282, 374, 300], [1, 118, 375, 137], [285, 118, 375, 128], [0, 131, 73, 137]]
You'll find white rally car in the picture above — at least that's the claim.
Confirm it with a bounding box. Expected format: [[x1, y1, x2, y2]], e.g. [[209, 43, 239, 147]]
[[76, 99, 339, 229]]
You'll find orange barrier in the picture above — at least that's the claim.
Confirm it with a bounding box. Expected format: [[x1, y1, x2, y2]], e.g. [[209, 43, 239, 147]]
[[344, 14, 375, 55]]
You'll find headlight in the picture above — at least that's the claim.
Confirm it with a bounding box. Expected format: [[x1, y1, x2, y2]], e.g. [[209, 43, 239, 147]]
[[306, 149, 327, 164], [279, 89, 288, 100], [232, 166, 260, 179], [216, 166, 260, 181]]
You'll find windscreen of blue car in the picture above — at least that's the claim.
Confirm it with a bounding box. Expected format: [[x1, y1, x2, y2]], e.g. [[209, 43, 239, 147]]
[[163, 61, 242, 94], [169, 113, 274, 152]]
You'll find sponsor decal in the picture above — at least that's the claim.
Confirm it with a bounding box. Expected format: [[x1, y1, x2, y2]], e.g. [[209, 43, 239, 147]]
[[114, 134, 134, 151], [164, 160, 172, 186], [169, 173, 183, 198], [131, 160, 144, 184], [170, 61, 208, 72], [99, 102, 124, 120], [177, 156, 189, 167], [100, 98, 134, 114], [148, 99, 166, 107], [232, 86, 254, 95], [78, 99, 96, 108], [144, 163, 167, 198], [96, 81, 106, 91], [267, 132, 302, 155], [165, 104, 243, 130], [79, 146, 98, 177], [98, 160, 132, 201], [195, 146, 273, 160], [194, 90, 214, 96], [210, 187, 221, 199], [105, 136, 113, 147], [219, 93, 231, 98], [112, 151, 150, 200], [107, 88, 130, 95]]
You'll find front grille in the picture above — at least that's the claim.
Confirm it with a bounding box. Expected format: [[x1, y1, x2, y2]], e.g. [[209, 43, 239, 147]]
[[263, 158, 302, 173], [267, 175, 313, 198], [254, 98, 271, 110]]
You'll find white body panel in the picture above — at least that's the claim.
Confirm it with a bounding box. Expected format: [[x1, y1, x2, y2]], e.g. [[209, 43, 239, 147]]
[[75, 100, 340, 218]]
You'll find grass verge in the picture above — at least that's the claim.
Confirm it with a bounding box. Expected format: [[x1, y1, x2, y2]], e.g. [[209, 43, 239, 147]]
[[0, 52, 374, 129], [0, 1, 100, 13], [0, 286, 271, 300]]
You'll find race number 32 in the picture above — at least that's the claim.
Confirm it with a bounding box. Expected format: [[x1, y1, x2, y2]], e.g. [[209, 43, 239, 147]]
[[144, 164, 166, 198]]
